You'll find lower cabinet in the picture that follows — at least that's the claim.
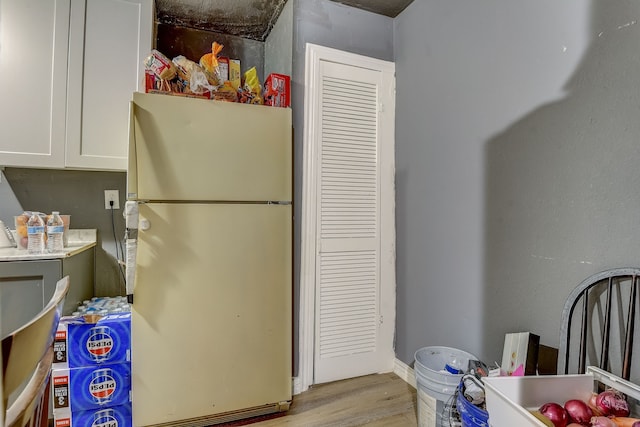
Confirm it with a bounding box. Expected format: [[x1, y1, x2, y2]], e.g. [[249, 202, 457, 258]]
[[0, 247, 95, 338]]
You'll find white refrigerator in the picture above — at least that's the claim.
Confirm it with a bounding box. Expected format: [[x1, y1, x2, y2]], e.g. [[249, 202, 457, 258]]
[[126, 92, 292, 426]]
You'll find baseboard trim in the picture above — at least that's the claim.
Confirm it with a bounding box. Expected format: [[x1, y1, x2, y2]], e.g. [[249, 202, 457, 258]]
[[393, 358, 417, 389], [292, 376, 305, 395]]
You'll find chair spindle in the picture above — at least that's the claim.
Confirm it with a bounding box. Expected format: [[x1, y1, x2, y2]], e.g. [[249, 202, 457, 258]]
[[600, 277, 613, 372], [579, 290, 589, 374], [622, 275, 637, 380]]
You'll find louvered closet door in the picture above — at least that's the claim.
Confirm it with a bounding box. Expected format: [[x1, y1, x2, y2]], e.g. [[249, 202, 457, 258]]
[[314, 60, 386, 383]]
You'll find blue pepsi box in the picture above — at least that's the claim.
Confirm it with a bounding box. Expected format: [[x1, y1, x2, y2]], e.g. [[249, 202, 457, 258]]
[[54, 312, 131, 368], [52, 363, 131, 413], [53, 403, 132, 427]]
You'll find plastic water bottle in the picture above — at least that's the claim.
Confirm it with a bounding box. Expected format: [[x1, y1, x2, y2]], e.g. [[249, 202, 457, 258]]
[[445, 354, 465, 374], [47, 211, 65, 252], [27, 212, 45, 254]]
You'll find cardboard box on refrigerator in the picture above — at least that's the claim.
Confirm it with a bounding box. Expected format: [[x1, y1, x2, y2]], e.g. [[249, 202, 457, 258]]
[[263, 73, 290, 107], [217, 56, 230, 82], [53, 403, 132, 427], [229, 59, 241, 90]]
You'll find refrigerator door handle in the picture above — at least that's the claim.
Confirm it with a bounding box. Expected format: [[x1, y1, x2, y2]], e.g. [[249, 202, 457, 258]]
[[125, 236, 137, 298], [139, 217, 151, 231]]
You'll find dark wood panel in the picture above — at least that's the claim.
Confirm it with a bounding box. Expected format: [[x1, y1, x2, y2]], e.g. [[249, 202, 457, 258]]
[[156, 23, 265, 79]]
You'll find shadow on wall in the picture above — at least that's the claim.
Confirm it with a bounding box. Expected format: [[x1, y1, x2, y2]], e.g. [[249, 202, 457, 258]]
[[481, 1, 640, 364], [3, 168, 127, 297]]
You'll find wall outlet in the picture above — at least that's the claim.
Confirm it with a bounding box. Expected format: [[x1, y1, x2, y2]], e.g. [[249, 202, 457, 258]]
[[104, 190, 120, 209]]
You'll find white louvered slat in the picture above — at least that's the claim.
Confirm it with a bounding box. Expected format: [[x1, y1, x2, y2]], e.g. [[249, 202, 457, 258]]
[[318, 71, 380, 359], [320, 76, 378, 240], [319, 249, 378, 358]]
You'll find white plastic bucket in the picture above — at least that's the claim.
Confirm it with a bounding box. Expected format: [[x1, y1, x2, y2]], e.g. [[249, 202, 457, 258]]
[[414, 346, 479, 427]]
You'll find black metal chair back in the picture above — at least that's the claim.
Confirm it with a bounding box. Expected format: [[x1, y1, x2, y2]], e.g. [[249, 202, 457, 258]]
[[558, 268, 638, 381]]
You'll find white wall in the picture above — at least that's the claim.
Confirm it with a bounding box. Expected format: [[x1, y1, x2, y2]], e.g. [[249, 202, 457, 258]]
[[394, 0, 640, 365]]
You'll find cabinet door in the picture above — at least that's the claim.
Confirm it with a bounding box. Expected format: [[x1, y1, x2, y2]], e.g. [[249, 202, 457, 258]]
[[66, 0, 152, 171], [61, 246, 95, 314], [0, 0, 70, 168], [0, 260, 59, 339]]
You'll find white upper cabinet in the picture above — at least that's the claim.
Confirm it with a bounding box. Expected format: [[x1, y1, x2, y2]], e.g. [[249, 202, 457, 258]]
[[0, 0, 70, 168], [0, 0, 152, 171], [66, 0, 152, 170]]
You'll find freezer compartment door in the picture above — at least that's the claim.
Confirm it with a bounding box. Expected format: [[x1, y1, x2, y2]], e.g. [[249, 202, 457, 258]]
[[131, 203, 292, 426], [129, 92, 292, 202]]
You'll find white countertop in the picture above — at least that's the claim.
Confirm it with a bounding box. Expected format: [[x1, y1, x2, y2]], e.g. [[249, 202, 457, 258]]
[[0, 229, 97, 261]]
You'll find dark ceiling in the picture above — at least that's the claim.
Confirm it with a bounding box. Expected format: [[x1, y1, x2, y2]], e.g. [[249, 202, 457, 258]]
[[155, 0, 414, 41]]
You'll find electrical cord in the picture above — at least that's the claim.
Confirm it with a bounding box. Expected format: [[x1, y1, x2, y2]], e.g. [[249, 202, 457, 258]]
[[444, 389, 460, 427]]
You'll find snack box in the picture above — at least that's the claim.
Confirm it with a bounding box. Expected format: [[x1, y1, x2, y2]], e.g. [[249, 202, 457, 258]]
[[53, 403, 132, 427], [264, 73, 290, 108], [218, 56, 229, 82], [483, 366, 640, 426], [54, 313, 131, 368], [229, 59, 241, 90], [52, 363, 131, 413]]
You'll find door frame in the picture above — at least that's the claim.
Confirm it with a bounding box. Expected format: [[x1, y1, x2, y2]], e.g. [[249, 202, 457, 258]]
[[298, 43, 396, 394]]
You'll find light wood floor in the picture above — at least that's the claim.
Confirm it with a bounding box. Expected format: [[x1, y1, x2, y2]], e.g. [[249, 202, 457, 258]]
[[245, 373, 418, 426]]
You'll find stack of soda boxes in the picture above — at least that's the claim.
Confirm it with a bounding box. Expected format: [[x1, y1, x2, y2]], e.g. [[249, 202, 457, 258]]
[[52, 297, 132, 427]]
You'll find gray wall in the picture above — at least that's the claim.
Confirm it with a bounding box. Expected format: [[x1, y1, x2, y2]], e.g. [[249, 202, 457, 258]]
[[394, 0, 640, 367], [0, 170, 22, 221], [291, 0, 394, 374], [0, 168, 127, 298], [265, 0, 293, 78]]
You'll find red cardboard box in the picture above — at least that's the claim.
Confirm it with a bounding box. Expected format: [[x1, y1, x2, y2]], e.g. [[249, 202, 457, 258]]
[[264, 73, 290, 107]]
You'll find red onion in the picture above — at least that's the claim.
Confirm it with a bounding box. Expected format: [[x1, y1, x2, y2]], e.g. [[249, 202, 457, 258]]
[[588, 393, 603, 416], [539, 402, 569, 427], [590, 416, 617, 427], [595, 389, 630, 417], [633, 421, 640, 427], [563, 399, 592, 424]]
